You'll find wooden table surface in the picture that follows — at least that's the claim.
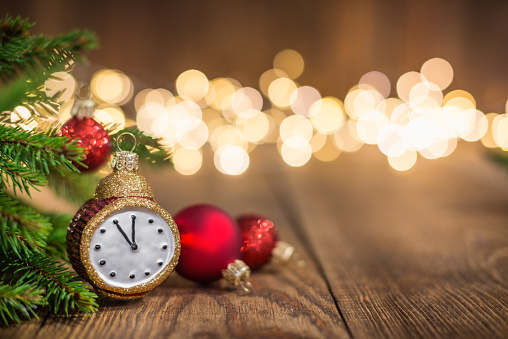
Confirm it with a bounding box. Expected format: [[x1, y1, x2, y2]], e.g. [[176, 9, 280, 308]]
[[2, 143, 508, 338]]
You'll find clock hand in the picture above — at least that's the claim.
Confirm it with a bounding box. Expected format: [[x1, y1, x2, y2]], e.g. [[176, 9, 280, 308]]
[[113, 219, 138, 250], [131, 215, 136, 245]]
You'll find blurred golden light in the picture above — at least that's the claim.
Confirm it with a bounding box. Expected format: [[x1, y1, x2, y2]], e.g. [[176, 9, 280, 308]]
[[207, 117, 229, 141], [261, 113, 278, 143], [176, 69, 209, 102], [310, 132, 327, 152], [281, 137, 312, 167], [350, 89, 385, 119], [259, 68, 289, 97], [418, 137, 447, 159], [397, 71, 425, 103], [177, 120, 208, 149], [214, 145, 250, 175], [356, 111, 388, 145], [202, 108, 222, 125], [280, 115, 313, 142], [268, 77, 297, 108], [210, 125, 248, 151], [170, 101, 202, 131], [202, 81, 216, 108], [290, 86, 322, 117], [405, 117, 438, 150], [310, 97, 345, 134], [481, 113, 499, 148], [409, 81, 443, 108], [421, 58, 454, 90], [56, 99, 74, 123], [443, 90, 476, 108], [377, 123, 408, 157], [173, 148, 202, 176], [94, 105, 126, 133], [388, 150, 417, 171], [441, 137, 458, 157], [459, 109, 488, 142], [273, 49, 305, 79], [236, 112, 270, 143], [493, 114, 508, 148], [390, 102, 412, 125], [444, 96, 476, 111], [210, 77, 239, 111], [148, 88, 176, 108], [136, 102, 168, 137], [359, 71, 391, 98], [91, 69, 133, 105], [313, 136, 342, 162], [12, 106, 37, 131], [232, 87, 263, 115], [45, 72, 76, 102], [335, 120, 364, 152]]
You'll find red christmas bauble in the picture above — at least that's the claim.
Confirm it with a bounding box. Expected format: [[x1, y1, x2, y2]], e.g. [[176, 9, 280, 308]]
[[174, 204, 242, 283], [58, 116, 112, 172], [238, 214, 278, 270]]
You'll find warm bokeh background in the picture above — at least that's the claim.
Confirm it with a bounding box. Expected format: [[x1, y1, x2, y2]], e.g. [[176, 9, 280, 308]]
[[5, 0, 508, 111]]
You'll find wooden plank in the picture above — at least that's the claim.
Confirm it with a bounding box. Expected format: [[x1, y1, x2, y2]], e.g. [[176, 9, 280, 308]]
[[14, 168, 348, 339], [284, 144, 508, 338]]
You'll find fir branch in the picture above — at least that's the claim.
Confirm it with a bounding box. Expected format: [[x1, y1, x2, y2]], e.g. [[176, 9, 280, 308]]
[[0, 124, 86, 176], [0, 282, 46, 325], [1, 254, 98, 316], [113, 127, 173, 167], [0, 160, 47, 196], [0, 194, 51, 257], [45, 213, 73, 261], [48, 171, 100, 205], [0, 15, 98, 83]]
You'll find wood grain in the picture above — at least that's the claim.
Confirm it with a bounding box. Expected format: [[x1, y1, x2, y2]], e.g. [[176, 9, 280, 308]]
[[8, 170, 348, 339], [284, 144, 508, 338]]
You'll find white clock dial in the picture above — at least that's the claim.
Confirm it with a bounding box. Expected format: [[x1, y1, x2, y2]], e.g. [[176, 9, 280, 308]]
[[89, 206, 175, 288]]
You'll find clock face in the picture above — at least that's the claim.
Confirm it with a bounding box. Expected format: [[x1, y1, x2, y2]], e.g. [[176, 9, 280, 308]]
[[88, 206, 176, 289]]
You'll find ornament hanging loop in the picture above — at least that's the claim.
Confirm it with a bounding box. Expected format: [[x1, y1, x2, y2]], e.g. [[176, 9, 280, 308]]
[[240, 279, 254, 294], [116, 132, 137, 152]]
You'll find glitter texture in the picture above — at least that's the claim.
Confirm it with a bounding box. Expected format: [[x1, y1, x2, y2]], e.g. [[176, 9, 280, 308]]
[[67, 151, 180, 298]]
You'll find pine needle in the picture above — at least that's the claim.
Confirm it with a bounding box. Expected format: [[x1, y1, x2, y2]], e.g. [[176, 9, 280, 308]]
[[0, 282, 46, 325], [1, 254, 98, 316]]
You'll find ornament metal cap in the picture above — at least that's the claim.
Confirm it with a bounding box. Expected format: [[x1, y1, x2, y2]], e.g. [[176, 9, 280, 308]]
[[272, 241, 305, 267], [70, 85, 96, 118], [95, 132, 154, 200], [222, 260, 253, 293]]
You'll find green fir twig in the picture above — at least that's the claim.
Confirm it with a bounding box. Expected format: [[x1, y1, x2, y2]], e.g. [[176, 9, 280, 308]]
[[1, 254, 98, 316], [0, 124, 85, 175], [0, 194, 51, 257], [0, 282, 46, 325]]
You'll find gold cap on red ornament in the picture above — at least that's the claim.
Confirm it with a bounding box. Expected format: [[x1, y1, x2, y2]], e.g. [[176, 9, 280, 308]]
[[222, 259, 253, 293]]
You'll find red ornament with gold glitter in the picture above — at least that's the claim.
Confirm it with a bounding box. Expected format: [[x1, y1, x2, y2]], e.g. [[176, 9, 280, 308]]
[[238, 214, 303, 269], [174, 204, 253, 291], [58, 87, 112, 172], [237, 214, 278, 270]]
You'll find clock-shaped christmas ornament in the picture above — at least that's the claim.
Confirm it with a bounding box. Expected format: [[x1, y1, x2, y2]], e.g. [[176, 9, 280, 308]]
[[67, 134, 180, 299]]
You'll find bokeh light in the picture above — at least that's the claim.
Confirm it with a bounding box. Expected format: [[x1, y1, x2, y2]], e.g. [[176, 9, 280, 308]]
[[91, 69, 133, 105], [45, 72, 77, 102], [173, 148, 203, 176], [273, 49, 305, 79], [176, 70, 209, 102]]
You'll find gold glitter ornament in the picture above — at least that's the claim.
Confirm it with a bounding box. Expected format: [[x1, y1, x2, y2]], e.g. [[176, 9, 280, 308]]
[[67, 133, 180, 299]]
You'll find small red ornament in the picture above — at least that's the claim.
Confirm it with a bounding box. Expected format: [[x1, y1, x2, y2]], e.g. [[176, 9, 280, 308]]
[[59, 116, 112, 172], [174, 204, 242, 283], [238, 214, 278, 270]]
